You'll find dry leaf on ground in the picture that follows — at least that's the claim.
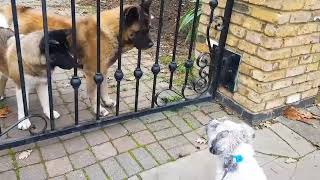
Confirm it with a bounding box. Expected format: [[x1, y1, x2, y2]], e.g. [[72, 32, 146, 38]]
[[0, 106, 11, 118], [283, 106, 315, 125], [18, 150, 33, 160], [285, 158, 298, 164], [196, 137, 207, 144]]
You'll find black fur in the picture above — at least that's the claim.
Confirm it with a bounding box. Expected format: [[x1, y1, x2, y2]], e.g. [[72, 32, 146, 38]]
[[39, 29, 75, 70], [124, 0, 154, 50]]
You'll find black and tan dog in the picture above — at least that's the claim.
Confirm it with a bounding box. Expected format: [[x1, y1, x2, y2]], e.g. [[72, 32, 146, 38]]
[[0, 1, 154, 129], [0, 28, 76, 129]]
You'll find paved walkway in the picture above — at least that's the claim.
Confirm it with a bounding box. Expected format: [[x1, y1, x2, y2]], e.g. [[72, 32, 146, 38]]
[[1, 101, 320, 180], [0, 49, 319, 179]]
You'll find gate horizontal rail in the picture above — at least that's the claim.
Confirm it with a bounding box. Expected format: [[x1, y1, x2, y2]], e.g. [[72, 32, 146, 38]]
[[0, 0, 234, 150]]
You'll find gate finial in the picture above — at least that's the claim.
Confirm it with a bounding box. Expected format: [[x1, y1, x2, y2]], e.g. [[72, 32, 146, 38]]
[[209, 0, 218, 10]]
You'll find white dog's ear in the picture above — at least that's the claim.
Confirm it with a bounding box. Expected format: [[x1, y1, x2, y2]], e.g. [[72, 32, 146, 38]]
[[240, 124, 255, 143]]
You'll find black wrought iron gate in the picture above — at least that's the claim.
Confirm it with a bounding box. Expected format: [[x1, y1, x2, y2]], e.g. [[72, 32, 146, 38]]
[[0, 0, 234, 150]]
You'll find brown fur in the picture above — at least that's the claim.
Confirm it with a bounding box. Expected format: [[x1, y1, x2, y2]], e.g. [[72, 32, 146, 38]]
[[0, 3, 152, 114]]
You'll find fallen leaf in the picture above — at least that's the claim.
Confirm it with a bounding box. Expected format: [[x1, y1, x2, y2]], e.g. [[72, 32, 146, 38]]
[[283, 106, 315, 126], [0, 106, 11, 118], [196, 137, 207, 144], [124, 76, 135, 81], [18, 150, 33, 160], [258, 121, 272, 129], [285, 158, 297, 164]]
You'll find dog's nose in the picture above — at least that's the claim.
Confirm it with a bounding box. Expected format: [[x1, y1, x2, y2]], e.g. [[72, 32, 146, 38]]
[[148, 41, 154, 48]]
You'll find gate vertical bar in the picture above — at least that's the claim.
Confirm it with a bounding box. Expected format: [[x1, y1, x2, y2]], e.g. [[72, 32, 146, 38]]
[[206, 0, 217, 93], [134, 49, 143, 112], [10, 0, 29, 117], [70, 0, 81, 125], [115, 0, 124, 116], [169, 0, 183, 90], [209, 0, 234, 96], [95, 0, 103, 120], [151, 0, 164, 108], [40, 0, 55, 130], [182, 0, 200, 94]]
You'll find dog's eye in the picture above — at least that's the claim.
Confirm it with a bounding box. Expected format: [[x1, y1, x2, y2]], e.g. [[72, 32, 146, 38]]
[[129, 33, 135, 39]]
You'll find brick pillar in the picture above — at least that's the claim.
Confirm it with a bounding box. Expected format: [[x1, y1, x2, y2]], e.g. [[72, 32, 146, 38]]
[[196, 0, 320, 123]]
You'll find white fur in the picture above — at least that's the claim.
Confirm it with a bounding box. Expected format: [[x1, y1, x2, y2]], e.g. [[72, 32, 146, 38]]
[[0, 14, 8, 28], [215, 143, 267, 180], [16, 75, 60, 130], [207, 120, 267, 180]]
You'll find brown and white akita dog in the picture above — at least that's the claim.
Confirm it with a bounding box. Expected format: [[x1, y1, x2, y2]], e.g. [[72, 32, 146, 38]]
[[0, 0, 154, 130]]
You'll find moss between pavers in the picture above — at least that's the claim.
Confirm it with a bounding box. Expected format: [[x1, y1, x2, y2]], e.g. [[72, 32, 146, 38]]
[[8, 149, 20, 180]]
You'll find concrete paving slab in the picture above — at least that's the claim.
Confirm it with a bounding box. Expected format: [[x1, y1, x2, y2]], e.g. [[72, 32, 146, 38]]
[[139, 150, 216, 180], [270, 123, 316, 156], [254, 128, 299, 158], [277, 116, 320, 147]]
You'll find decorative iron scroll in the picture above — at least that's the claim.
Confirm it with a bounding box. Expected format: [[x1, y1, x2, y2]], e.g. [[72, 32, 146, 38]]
[[155, 0, 223, 107], [0, 115, 48, 137]]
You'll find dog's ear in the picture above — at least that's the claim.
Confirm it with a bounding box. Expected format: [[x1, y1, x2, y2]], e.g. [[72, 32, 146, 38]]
[[239, 124, 255, 143], [141, 0, 152, 10], [124, 6, 139, 25]]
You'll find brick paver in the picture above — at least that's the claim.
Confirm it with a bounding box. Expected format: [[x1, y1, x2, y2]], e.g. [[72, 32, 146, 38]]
[[83, 129, 109, 146], [84, 164, 107, 180], [0, 155, 13, 172], [153, 127, 182, 140], [0, 170, 17, 180], [123, 119, 147, 133], [116, 153, 142, 176], [146, 143, 172, 164], [19, 163, 47, 180], [63, 136, 89, 154], [66, 170, 86, 180], [69, 150, 96, 169], [131, 148, 158, 170], [92, 142, 117, 161], [100, 157, 127, 180], [112, 136, 137, 153], [45, 157, 73, 177], [132, 130, 156, 145], [104, 124, 128, 140], [40, 142, 67, 161]]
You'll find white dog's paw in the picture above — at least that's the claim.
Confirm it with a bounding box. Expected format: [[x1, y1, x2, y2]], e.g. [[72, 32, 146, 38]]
[[102, 98, 116, 107], [100, 106, 109, 116], [44, 111, 61, 119], [18, 119, 31, 130]]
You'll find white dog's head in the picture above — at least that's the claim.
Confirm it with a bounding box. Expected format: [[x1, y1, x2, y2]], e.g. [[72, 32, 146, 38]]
[[206, 119, 255, 156]]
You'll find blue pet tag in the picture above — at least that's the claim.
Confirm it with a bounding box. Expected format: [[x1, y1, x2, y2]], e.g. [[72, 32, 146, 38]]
[[233, 155, 243, 164]]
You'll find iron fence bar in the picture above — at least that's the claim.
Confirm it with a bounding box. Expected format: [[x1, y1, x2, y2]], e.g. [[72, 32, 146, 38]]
[[209, 0, 234, 96], [95, 0, 103, 120], [207, 0, 218, 93], [0, 95, 212, 150], [134, 49, 143, 112], [151, 0, 164, 108], [10, 0, 29, 117], [114, 0, 125, 116], [40, 0, 55, 130], [168, 0, 183, 90], [182, 0, 200, 94], [70, 0, 81, 125]]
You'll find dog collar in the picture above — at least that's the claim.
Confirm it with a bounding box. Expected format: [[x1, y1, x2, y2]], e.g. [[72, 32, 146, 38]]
[[233, 155, 243, 164]]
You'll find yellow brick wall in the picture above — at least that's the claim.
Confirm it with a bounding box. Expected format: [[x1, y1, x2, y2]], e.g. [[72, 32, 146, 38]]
[[196, 0, 320, 113]]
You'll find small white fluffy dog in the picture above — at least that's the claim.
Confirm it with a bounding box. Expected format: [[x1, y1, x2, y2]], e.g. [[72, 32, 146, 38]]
[[206, 119, 267, 180]]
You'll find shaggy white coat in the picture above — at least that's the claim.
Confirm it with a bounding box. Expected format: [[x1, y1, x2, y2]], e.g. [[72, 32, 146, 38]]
[[207, 120, 267, 180]]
